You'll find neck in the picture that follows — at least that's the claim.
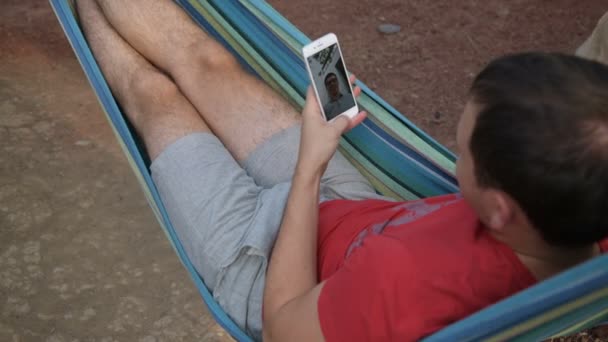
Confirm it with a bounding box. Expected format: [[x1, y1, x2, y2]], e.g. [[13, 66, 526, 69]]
[[489, 223, 600, 281]]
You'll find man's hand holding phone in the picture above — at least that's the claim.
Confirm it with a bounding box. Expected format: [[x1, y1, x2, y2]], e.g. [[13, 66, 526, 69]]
[[296, 75, 366, 178]]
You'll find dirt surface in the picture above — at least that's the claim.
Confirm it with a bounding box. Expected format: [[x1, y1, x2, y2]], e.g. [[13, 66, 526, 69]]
[[0, 0, 606, 341]]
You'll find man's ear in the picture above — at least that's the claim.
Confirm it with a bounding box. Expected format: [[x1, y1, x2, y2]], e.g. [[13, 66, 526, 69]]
[[483, 189, 514, 231]]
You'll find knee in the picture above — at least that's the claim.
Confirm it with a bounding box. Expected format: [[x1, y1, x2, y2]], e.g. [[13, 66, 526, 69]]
[[178, 40, 239, 74], [129, 67, 181, 105]]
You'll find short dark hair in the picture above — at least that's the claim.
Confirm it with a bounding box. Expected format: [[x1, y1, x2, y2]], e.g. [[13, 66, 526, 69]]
[[324, 72, 337, 85], [469, 52, 608, 247]]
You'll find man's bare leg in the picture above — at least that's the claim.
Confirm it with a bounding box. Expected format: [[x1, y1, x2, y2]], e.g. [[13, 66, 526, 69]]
[[77, 0, 211, 160], [94, 0, 301, 163]]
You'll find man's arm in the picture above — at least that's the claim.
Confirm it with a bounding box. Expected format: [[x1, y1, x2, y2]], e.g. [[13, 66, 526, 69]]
[[262, 164, 325, 341], [263, 78, 366, 341]]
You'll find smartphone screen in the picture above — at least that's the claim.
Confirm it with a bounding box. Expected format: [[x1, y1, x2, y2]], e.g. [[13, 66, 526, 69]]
[[306, 43, 357, 121]]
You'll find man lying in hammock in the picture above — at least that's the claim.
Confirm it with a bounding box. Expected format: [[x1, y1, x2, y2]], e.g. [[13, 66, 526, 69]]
[[76, 1, 608, 340]]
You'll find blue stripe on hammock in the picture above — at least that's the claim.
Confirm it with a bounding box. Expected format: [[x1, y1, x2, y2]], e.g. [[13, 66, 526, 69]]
[[357, 119, 458, 192], [249, 0, 312, 47], [346, 121, 458, 197]]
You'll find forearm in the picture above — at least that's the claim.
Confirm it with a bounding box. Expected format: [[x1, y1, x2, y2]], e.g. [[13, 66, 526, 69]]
[[263, 162, 322, 320], [260, 81, 363, 341]]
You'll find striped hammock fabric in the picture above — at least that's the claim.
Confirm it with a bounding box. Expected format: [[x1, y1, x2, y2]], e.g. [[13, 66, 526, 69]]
[[50, 0, 608, 341]]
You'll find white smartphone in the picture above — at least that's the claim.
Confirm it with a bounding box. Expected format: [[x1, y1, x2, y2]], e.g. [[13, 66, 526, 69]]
[[302, 33, 358, 121]]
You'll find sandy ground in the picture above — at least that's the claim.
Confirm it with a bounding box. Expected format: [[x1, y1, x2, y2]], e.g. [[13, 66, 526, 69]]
[[1, 0, 606, 341]]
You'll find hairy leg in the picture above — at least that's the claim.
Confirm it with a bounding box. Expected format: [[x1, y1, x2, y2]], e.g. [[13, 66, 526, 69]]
[[94, 0, 301, 163], [77, 0, 211, 160]]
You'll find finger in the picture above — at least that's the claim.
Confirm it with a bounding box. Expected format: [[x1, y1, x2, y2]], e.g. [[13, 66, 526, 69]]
[[348, 74, 357, 85], [353, 86, 361, 98], [347, 111, 367, 131], [331, 115, 351, 134]]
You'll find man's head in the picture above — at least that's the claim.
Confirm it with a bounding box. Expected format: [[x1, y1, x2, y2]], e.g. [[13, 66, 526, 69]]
[[456, 52, 608, 247], [324, 73, 341, 100]]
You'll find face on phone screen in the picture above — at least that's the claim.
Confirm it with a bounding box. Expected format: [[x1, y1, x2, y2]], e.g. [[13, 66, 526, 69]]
[[306, 44, 356, 121]]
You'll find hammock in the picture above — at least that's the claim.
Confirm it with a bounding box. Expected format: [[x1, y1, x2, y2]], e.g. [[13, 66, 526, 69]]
[[50, 0, 608, 340]]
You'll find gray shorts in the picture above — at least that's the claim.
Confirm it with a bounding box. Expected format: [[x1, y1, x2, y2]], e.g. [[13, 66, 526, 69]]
[[150, 124, 388, 339]]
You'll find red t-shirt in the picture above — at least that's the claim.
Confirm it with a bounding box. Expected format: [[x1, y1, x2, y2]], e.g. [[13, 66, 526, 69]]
[[316, 194, 608, 341]]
